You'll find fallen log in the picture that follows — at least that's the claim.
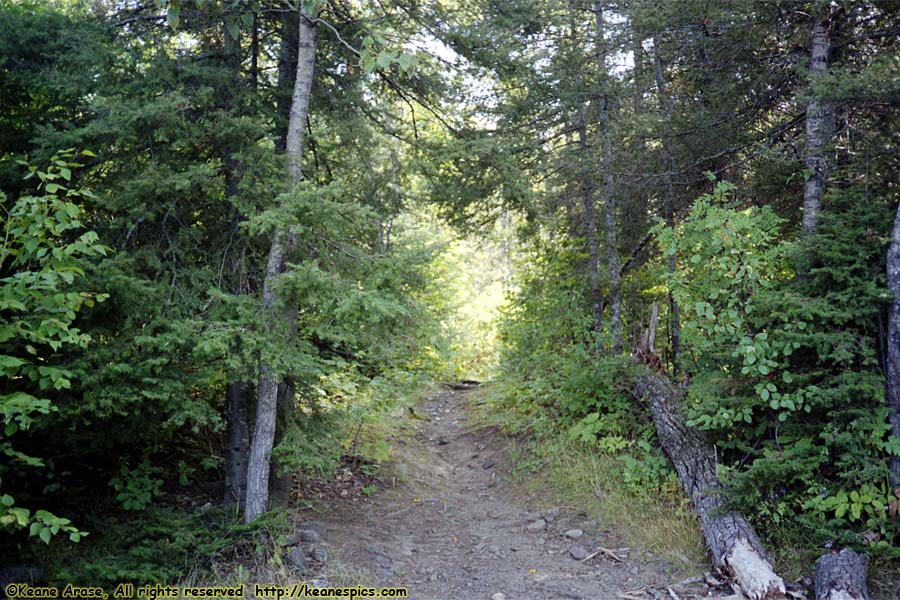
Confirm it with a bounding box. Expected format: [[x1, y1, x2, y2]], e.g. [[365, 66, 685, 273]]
[[814, 549, 869, 600], [632, 303, 870, 600], [634, 370, 787, 600]]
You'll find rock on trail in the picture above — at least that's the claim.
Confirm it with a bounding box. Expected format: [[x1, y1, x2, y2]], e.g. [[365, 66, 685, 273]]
[[307, 389, 669, 600]]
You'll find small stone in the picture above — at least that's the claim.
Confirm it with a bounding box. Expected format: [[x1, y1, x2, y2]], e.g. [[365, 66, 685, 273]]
[[488, 544, 501, 553], [526, 519, 547, 532], [492, 594, 506, 600], [542, 507, 560, 521], [482, 459, 496, 470], [197, 502, 213, 513], [284, 547, 308, 572], [295, 528, 320, 543], [563, 528, 584, 540], [569, 547, 589, 560], [299, 520, 327, 537], [309, 546, 328, 563]]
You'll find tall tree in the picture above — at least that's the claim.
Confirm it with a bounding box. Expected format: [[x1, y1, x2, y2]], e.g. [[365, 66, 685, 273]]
[[594, 0, 621, 353], [244, 3, 318, 523], [886, 204, 900, 489], [801, 2, 834, 236], [651, 41, 680, 368]]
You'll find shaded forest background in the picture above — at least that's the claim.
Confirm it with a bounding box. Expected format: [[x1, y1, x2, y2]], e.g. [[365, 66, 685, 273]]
[[1, 0, 899, 591]]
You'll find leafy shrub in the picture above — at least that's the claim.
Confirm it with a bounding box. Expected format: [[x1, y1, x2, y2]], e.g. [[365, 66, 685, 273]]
[[655, 182, 899, 554]]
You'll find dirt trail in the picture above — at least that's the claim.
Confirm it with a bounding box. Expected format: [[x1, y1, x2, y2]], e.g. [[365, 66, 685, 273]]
[[312, 388, 673, 600]]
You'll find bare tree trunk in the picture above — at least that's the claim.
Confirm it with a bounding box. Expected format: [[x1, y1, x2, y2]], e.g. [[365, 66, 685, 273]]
[[275, 9, 300, 153], [652, 41, 681, 368], [245, 6, 317, 524], [221, 16, 251, 506], [634, 372, 787, 600], [225, 381, 249, 504], [594, 0, 621, 353], [814, 549, 869, 600], [885, 202, 900, 489], [633, 308, 786, 600], [269, 379, 295, 506], [635, 310, 868, 600], [574, 72, 603, 337], [801, 5, 833, 237]]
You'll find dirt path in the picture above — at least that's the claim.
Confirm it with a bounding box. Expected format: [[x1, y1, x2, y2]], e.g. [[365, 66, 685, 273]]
[[309, 388, 674, 600]]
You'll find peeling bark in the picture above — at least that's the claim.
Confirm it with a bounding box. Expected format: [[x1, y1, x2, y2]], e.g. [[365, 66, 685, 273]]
[[814, 549, 869, 600], [633, 307, 786, 599]]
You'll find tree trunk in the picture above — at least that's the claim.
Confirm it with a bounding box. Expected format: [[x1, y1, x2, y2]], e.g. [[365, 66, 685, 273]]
[[574, 73, 603, 337], [269, 379, 295, 506], [814, 549, 869, 600], [275, 9, 300, 153], [245, 6, 317, 524], [652, 41, 680, 369], [633, 371, 787, 600], [801, 5, 833, 237], [594, 0, 622, 353], [886, 202, 900, 489], [225, 381, 249, 504]]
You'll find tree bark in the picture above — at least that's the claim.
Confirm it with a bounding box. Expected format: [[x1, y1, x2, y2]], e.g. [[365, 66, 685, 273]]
[[885, 201, 900, 489], [594, 0, 622, 353], [245, 6, 317, 524], [814, 549, 869, 600], [633, 371, 787, 600], [269, 378, 295, 506], [801, 5, 833, 237], [633, 311, 786, 599], [574, 72, 603, 337], [225, 381, 249, 504], [652, 41, 680, 368]]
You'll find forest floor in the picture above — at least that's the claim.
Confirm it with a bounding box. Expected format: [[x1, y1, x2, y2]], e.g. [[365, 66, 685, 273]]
[[297, 387, 710, 600]]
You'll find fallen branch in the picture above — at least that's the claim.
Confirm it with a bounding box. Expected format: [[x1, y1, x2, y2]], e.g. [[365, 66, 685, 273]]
[[581, 545, 625, 563]]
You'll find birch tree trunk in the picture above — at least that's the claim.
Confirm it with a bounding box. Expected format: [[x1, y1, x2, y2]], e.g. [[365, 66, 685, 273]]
[[652, 41, 681, 368], [594, 0, 622, 353], [885, 202, 900, 489], [244, 6, 317, 524], [801, 5, 833, 237]]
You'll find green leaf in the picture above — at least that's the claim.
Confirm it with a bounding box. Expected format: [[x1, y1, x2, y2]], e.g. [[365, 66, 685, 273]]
[[39, 527, 51, 544], [167, 4, 180, 28]]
